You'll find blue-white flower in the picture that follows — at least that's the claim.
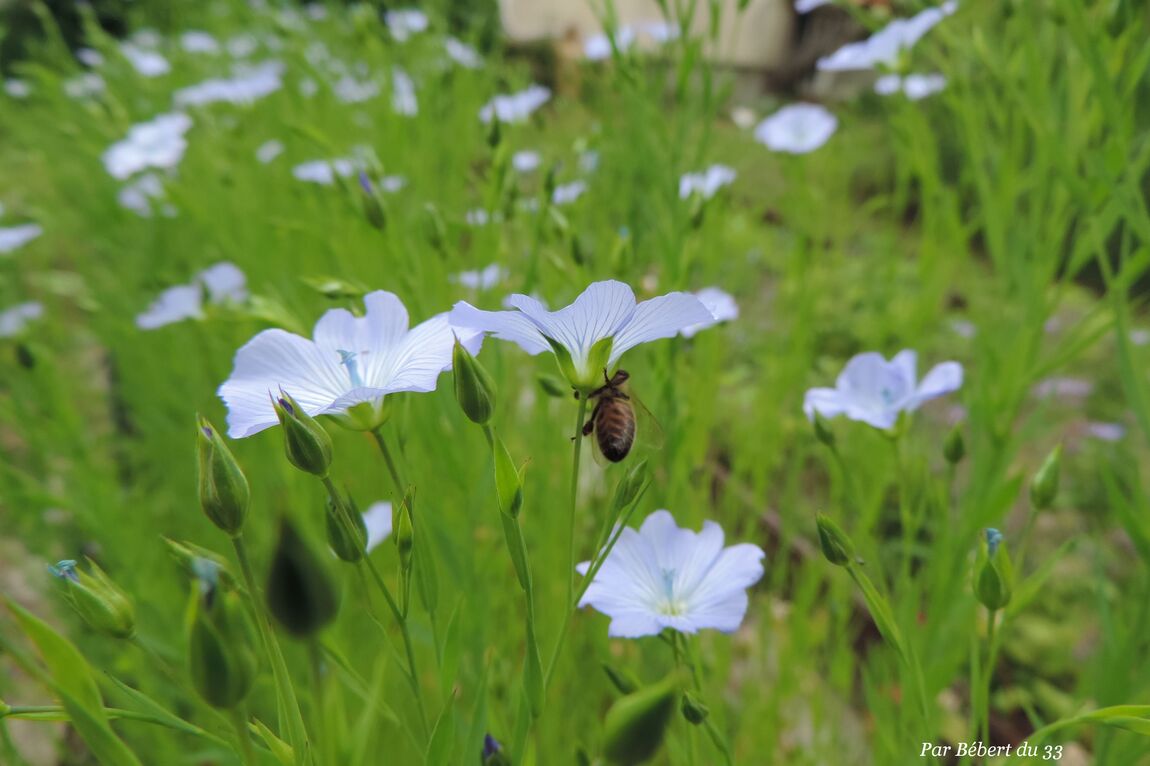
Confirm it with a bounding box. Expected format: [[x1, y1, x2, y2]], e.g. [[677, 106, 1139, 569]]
[[0, 302, 44, 338], [256, 139, 285, 164], [874, 73, 947, 100], [552, 180, 587, 206], [181, 31, 221, 55], [451, 264, 508, 291], [817, 2, 957, 72], [445, 38, 482, 69], [512, 150, 541, 174], [678, 165, 736, 200], [577, 510, 765, 638], [680, 287, 738, 338], [137, 262, 247, 329], [174, 61, 284, 107], [0, 223, 43, 254], [584, 26, 636, 61], [363, 501, 393, 553], [103, 113, 192, 180], [385, 9, 429, 42], [220, 291, 482, 437], [392, 69, 419, 116], [120, 43, 170, 77], [479, 85, 550, 124], [754, 103, 838, 154], [803, 350, 963, 430], [449, 280, 713, 390]]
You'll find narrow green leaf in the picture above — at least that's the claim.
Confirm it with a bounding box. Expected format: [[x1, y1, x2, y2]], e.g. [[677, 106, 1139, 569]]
[[252, 718, 296, 766], [425, 699, 456, 766]]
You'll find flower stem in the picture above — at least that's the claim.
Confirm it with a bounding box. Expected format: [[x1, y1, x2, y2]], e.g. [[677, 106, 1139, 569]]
[[3, 705, 233, 749], [319, 475, 429, 740], [567, 397, 589, 615], [981, 608, 1000, 763], [370, 428, 405, 500], [228, 707, 259, 766], [231, 534, 310, 764]]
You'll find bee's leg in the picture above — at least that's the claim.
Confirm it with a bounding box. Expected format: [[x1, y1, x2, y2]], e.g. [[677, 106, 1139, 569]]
[[574, 399, 601, 440]]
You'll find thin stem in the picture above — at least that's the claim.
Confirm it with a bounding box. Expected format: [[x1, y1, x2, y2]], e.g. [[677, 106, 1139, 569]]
[[982, 608, 1000, 762], [3, 705, 232, 749], [320, 475, 429, 740], [567, 398, 589, 615], [229, 707, 258, 766], [370, 428, 406, 500], [231, 535, 310, 763], [670, 634, 700, 766], [308, 641, 329, 765]]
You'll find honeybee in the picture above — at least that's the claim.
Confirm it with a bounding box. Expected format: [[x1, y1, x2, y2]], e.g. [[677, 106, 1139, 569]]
[[580, 369, 667, 463]]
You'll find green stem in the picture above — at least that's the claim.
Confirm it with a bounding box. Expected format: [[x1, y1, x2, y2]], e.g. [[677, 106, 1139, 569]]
[[567, 398, 589, 617], [982, 608, 1000, 762], [670, 634, 699, 766], [308, 641, 329, 765], [229, 707, 259, 766], [231, 535, 310, 764], [370, 428, 406, 500], [3, 705, 232, 749], [320, 475, 429, 740]]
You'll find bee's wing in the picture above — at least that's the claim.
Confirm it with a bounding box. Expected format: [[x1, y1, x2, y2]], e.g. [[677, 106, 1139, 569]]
[[628, 389, 665, 451]]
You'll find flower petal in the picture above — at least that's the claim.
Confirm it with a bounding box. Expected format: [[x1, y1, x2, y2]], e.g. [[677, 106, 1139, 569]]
[[802, 387, 846, 421], [448, 300, 553, 356], [218, 328, 346, 437], [911, 361, 963, 407], [379, 313, 476, 394], [363, 501, 393, 553], [511, 281, 637, 370], [136, 285, 203, 329], [608, 291, 713, 366]]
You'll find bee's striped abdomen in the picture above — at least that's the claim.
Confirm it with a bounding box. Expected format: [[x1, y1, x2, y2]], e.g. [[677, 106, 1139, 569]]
[[595, 396, 636, 462]]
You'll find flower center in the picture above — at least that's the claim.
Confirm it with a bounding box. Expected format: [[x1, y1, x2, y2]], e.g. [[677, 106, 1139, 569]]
[[338, 350, 365, 388], [656, 568, 688, 617]]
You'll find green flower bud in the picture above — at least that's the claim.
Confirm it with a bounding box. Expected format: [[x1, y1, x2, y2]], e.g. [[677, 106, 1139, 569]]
[[422, 204, 449, 257], [974, 528, 1013, 611], [273, 392, 333, 478], [1029, 444, 1061, 511], [266, 518, 340, 637], [486, 115, 502, 149], [453, 337, 497, 425], [189, 573, 258, 709], [602, 676, 680, 766], [943, 424, 966, 464], [816, 514, 855, 567], [164, 538, 240, 593], [812, 411, 836, 449], [611, 459, 650, 512], [602, 663, 641, 695], [196, 417, 250, 536], [326, 489, 367, 563], [395, 494, 415, 571], [51, 559, 135, 640], [537, 374, 569, 398], [359, 172, 387, 231], [681, 692, 710, 725]]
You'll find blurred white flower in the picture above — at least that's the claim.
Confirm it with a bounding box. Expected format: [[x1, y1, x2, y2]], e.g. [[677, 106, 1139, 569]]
[[137, 262, 247, 330], [118, 173, 172, 217], [226, 35, 259, 59], [219, 290, 482, 437], [445, 38, 482, 68], [385, 9, 429, 42], [131, 29, 163, 48], [949, 319, 976, 338], [0, 302, 44, 337], [450, 280, 713, 389], [1087, 422, 1126, 442], [256, 139, 285, 164], [451, 264, 508, 291], [0, 224, 44, 254], [363, 502, 393, 552], [392, 68, 418, 116], [103, 113, 192, 180], [1131, 329, 1150, 346], [577, 510, 766, 638], [465, 208, 492, 226], [512, 150, 541, 174], [680, 287, 738, 338], [63, 72, 106, 99], [584, 26, 636, 61], [817, 2, 957, 72], [754, 103, 838, 154], [121, 44, 170, 77], [1033, 377, 1093, 400], [77, 48, 104, 67], [174, 61, 284, 107], [306, 4, 329, 21], [4, 79, 31, 99], [639, 20, 679, 43], [804, 350, 963, 430], [293, 157, 357, 185], [875, 73, 947, 100], [679, 165, 736, 200], [181, 31, 221, 54], [333, 74, 380, 103], [552, 180, 587, 206], [580, 150, 600, 173], [479, 84, 551, 124], [795, 0, 831, 12]]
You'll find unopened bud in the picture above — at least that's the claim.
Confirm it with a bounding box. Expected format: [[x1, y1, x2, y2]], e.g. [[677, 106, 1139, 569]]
[[602, 663, 641, 695], [486, 116, 502, 149], [816, 514, 854, 567], [189, 571, 258, 709], [974, 528, 1013, 611], [422, 204, 449, 257], [813, 411, 836, 449], [326, 490, 367, 563], [1029, 444, 1061, 510], [359, 172, 387, 231], [273, 392, 333, 477], [267, 518, 340, 637], [611, 459, 649, 511], [537, 374, 568, 398], [164, 538, 239, 592], [943, 424, 966, 464], [602, 676, 679, 765], [453, 337, 496, 425], [51, 559, 135, 640], [681, 691, 710, 725], [196, 417, 250, 536]]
